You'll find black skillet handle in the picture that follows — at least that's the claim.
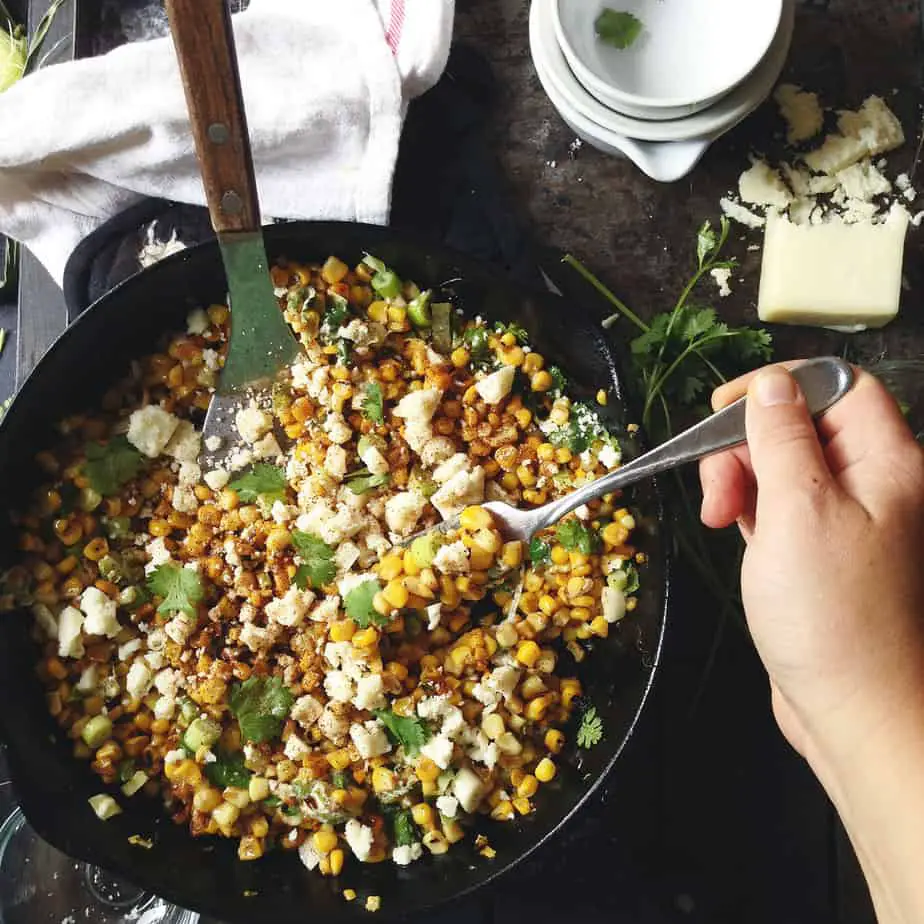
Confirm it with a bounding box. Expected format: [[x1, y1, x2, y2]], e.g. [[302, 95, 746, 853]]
[[163, 0, 260, 236]]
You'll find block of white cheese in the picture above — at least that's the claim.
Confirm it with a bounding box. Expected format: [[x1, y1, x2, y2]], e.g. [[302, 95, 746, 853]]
[[758, 209, 909, 330]]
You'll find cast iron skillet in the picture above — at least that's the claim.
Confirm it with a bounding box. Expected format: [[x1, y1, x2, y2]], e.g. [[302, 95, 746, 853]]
[[0, 221, 668, 923]]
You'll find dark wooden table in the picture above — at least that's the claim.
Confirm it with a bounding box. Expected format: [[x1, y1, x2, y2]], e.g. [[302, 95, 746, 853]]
[[5, 0, 924, 921]]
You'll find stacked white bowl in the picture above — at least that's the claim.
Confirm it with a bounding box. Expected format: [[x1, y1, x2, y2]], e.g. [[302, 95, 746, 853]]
[[531, 0, 795, 181]]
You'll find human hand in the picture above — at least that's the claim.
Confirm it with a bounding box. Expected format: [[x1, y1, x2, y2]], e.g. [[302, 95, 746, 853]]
[[698, 363, 924, 775]]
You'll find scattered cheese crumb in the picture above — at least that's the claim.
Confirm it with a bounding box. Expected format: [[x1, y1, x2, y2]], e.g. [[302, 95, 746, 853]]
[[774, 84, 824, 144], [738, 160, 793, 208], [710, 267, 732, 298], [719, 197, 765, 229]]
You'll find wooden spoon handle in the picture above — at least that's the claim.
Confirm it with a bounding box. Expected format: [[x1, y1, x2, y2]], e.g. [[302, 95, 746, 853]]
[[164, 0, 259, 234]]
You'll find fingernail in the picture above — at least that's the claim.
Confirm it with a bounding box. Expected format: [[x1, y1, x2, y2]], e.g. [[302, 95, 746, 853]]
[[753, 368, 797, 407]]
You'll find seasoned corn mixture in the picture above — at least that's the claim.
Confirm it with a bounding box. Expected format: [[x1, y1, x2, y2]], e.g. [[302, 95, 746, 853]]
[[2, 254, 641, 877]]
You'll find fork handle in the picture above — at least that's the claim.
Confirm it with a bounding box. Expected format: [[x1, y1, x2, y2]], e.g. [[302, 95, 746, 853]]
[[164, 0, 260, 235], [530, 357, 854, 531]]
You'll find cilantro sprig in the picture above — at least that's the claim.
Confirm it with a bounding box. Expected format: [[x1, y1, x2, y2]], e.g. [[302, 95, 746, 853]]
[[147, 563, 203, 617], [562, 216, 774, 682], [83, 436, 145, 496], [577, 706, 604, 748], [528, 538, 551, 566], [373, 709, 431, 756], [229, 676, 294, 744], [345, 579, 387, 628], [228, 464, 288, 504], [291, 531, 336, 590], [344, 468, 390, 495], [362, 382, 385, 425], [595, 9, 643, 49], [555, 520, 599, 556]]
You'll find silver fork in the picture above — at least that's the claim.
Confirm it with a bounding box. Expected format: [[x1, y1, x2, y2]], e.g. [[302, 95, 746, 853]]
[[409, 357, 853, 545]]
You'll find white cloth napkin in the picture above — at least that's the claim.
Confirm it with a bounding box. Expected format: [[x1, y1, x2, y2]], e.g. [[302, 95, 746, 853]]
[[0, 0, 454, 285]]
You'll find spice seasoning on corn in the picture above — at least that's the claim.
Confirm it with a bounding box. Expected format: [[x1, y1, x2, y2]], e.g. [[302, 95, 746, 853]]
[[3, 254, 641, 886]]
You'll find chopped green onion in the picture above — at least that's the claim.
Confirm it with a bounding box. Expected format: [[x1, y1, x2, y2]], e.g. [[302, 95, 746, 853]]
[[182, 717, 221, 752], [407, 290, 432, 328], [88, 794, 122, 821], [121, 770, 148, 797], [431, 302, 453, 354], [82, 715, 113, 749]]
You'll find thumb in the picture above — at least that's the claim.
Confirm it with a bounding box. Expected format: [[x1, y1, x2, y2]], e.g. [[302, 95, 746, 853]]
[[745, 366, 834, 504]]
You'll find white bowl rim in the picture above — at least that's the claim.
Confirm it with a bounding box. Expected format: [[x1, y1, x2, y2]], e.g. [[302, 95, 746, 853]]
[[531, 0, 795, 143], [553, 0, 784, 111]]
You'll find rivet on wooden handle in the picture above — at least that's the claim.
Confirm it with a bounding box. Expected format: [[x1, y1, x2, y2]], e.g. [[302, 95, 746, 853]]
[[164, 0, 260, 235]]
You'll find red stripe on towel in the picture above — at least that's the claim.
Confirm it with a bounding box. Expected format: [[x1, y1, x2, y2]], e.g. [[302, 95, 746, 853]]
[[385, 0, 406, 54]]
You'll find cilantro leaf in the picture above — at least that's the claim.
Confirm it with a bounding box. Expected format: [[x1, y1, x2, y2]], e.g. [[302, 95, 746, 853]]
[[205, 751, 251, 790], [623, 562, 640, 595], [229, 676, 294, 744], [83, 436, 145, 496], [696, 220, 718, 269], [147, 563, 203, 617], [577, 706, 604, 748], [529, 538, 551, 566], [228, 464, 288, 504], [548, 419, 590, 454], [595, 8, 643, 49], [555, 520, 598, 556], [291, 531, 336, 590], [320, 292, 350, 343], [345, 579, 387, 628], [390, 807, 418, 847], [547, 365, 568, 397], [373, 709, 431, 756], [344, 468, 390, 495], [362, 382, 385, 425]]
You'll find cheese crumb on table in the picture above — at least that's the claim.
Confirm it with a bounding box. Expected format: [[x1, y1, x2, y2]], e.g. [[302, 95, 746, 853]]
[[719, 197, 765, 229], [774, 84, 824, 144], [710, 267, 732, 298], [758, 209, 909, 330], [738, 160, 793, 208]]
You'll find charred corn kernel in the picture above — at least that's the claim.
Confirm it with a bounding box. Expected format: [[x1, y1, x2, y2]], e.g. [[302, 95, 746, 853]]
[[495, 732, 523, 756], [223, 787, 250, 809], [382, 579, 409, 610], [193, 786, 223, 813], [343, 889, 357, 902], [46, 656, 68, 681], [536, 443, 555, 462], [538, 594, 559, 616], [411, 802, 434, 827], [526, 696, 552, 722], [423, 830, 450, 854], [535, 757, 557, 782], [402, 548, 422, 576], [378, 552, 405, 582], [352, 626, 379, 649], [460, 505, 492, 531], [327, 749, 352, 771], [522, 352, 544, 374], [372, 766, 395, 793], [516, 640, 541, 667], [495, 622, 519, 648], [276, 760, 297, 783], [596, 389, 608, 406], [550, 544, 569, 566], [602, 522, 629, 547], [212, 801, 240, 829], [491, 800, 515, 821], [367, 300, 388, 323], [514, 407, 533, 428], [328, 848, 345, 876], [415, 757, 440, 782], [590, 615, 609, 637], [500, 472, 519, 492], [238, 835, 263, 862], [329, 619, 356, 642], [248, 777, 270, 802], [515, 465, 537, 487], [265, 529, 291, 554], [517, 774, 539, 799], [531, 370, 553, 392], [523, 572, 543, 594], [208, 304, 230, 325], [513, 796, 533, 816], [555, 447, 572, 464], [385, 660, 408, 682], [321, 256, 349, 285], [468, 547, 494, 572], [83, 537, 109, 561], [249, 817, 269, 839], [443, 818, 465, 844], [544, 729, 565, 754], [482, 712, 505, 740], [313, 828, 339, 854]]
